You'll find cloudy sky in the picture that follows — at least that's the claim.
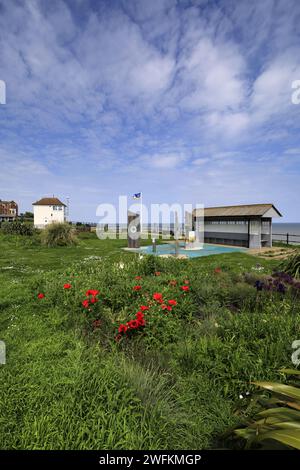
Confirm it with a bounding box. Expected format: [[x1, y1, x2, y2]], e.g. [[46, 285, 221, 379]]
[[0, 0, 300, 222]]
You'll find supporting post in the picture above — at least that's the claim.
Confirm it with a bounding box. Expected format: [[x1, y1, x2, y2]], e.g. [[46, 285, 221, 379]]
[[174, 211, 179, 257], [247, 219, 250, 248], [287, 233, 289, 245]]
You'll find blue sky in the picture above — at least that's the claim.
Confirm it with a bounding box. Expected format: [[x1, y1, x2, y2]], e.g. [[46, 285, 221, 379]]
[[0, 0, 300, 222]]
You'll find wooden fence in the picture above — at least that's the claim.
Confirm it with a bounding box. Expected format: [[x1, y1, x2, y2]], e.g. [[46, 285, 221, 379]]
[[272, 233, 300, 245]]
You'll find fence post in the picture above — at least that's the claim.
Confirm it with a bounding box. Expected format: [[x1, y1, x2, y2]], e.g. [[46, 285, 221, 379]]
[[287, 233, 289, 245]]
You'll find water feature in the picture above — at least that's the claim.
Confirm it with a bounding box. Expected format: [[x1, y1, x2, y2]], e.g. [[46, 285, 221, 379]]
[[138, 243, 246, 258]]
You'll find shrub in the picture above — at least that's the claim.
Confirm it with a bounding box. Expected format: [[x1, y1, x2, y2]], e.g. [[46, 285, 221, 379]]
[[279, 253, 300, 279], [1, 220, 35, 236], [234, 369, 300, 449], [41, 222, 78, 247], [140, 254, 163, 276]]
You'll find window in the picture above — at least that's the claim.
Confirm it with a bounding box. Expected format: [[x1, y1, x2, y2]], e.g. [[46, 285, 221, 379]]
[[205, 220, 247, 225]]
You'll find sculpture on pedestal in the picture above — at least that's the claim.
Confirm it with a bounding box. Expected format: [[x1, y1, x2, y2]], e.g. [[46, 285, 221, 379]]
[[127, 211, 140, 249]]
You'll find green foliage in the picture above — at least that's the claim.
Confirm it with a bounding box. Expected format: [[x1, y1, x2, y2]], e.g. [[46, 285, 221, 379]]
[[171, 305, 299, 399], [41, 222, 78, 247], [19, 211, 34, 220], [1, 235, 300, 449], [279, 253, 300, 279], [1, 220, 35, 236], [140, 254, 163, 275], [234, 370, 300, 449]]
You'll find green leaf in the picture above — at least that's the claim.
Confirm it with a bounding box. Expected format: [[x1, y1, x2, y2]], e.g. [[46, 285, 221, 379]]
[[258, 407, 300, 421], [234, 428, 256, 439], [249, 417, 280, 427], [273, 422, 300, 430], [253, 381, 300, 401], [256, 429, 300, 449], [280, 369, 300, 376]]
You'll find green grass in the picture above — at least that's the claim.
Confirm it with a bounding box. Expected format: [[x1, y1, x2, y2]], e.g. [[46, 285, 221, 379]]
[[0, 232, 133, 273], [273, 242, 300, 251], [0, 232, 299, 449]]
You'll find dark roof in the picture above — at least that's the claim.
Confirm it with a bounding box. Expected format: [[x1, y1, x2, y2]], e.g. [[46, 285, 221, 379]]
[[193, 204, 282, 218], [32, 197, 66, 207]]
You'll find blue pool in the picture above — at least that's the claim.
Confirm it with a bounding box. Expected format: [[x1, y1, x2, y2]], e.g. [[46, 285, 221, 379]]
[[139, 243, 246, 258]]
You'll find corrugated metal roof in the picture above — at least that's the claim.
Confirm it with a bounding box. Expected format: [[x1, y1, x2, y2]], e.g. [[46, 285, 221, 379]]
[[32, 197, 66, 206], [193, 204, 282, 217]]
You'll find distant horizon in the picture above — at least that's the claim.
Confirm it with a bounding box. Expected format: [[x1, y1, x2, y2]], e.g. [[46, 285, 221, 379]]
[[17, 205, 300, 225], [15, 198, 299, 225]]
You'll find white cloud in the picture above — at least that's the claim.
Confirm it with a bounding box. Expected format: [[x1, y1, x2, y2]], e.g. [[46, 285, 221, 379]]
[[141, 152, 187, 169], [178, 38, 247, 112], [250, 53, 300, 123], [192, 158, 210, 165]]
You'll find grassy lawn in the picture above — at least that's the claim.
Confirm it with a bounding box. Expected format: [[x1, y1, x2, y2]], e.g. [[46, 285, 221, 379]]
[[1, 232, 299, 449]]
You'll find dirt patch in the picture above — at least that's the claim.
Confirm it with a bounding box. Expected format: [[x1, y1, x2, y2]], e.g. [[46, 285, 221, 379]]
[[247, 246, 297, 260]]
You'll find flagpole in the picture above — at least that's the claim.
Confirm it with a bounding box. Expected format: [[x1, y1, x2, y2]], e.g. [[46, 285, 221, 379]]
[[140, 192, 143, 234]]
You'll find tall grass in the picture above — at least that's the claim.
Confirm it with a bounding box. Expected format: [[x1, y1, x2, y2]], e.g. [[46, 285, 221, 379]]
[[41, 222, 78, 247], [279, 253, 300, 279]]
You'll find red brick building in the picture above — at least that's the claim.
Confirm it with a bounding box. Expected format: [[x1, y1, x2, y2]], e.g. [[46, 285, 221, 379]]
[[0, 200, 18, 222]]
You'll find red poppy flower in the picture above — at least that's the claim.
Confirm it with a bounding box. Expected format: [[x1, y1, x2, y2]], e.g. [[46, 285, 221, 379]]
[[118, 324, 128, 334], [90, 296, 98, 304], [86, 289, 99, 297], [140, 305, 149, 311], [153, 292, 163, 302], [135, 276, 142, 280], [161, 304, 172, 311], [127, 319, 139, 329], [92, 319, 101, 328], [137, 318, 145, 327], [214, 267, 222, 273], [184, 279, 189, 284], [63, 283, 72, 289], [155, 271, 161, 276], [168, 299, 177, 306], [169, 280, 177, 286], [136, 311, 145, 320], [82, 299, 89, 308], [181, 285, 190, 292], [133, 285, 142, 291], [37, 293, 45, 299]]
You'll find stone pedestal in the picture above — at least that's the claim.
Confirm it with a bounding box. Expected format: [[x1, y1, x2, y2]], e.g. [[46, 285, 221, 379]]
[[128, 211, 140, 249]]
